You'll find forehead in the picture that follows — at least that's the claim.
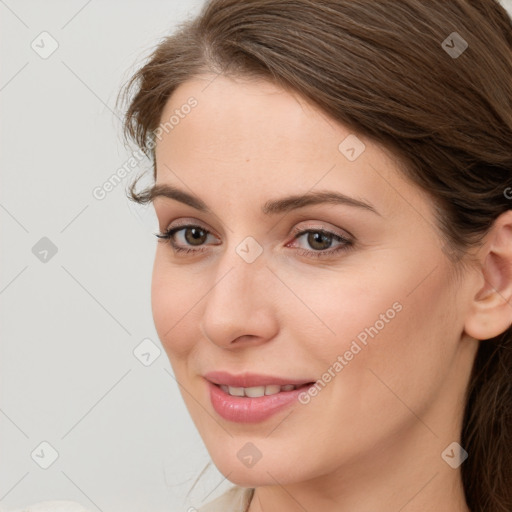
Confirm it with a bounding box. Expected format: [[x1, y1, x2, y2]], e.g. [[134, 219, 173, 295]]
[[160, 75, 339, 161], [153, 74, 433, 224]]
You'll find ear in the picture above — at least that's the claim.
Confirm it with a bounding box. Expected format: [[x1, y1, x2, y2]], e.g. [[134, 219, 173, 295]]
[[464, 210, 512, 340]]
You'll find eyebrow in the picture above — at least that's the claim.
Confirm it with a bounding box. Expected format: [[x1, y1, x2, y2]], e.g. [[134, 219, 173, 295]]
[[149, 184, 380, 216]]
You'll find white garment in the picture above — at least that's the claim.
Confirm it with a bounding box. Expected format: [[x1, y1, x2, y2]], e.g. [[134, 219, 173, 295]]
[[197, 486, 255, 512], [0, 485, 254, 512], [0, 502, 90, 512], [1, 486, 255, 512]]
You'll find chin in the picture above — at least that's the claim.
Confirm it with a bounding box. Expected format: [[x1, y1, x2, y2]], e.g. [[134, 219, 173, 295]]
[[206, 445, 308, 487]]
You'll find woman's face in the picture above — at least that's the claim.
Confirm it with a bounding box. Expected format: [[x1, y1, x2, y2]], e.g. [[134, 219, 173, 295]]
[[151, 74, 478, 487]]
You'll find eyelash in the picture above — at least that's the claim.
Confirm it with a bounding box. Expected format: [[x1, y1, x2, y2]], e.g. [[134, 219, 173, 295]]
[[155, 224, 354, 259]]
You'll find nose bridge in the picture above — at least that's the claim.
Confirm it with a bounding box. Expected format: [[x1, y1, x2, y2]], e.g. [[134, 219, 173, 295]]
[[199, 238, 278, 346]]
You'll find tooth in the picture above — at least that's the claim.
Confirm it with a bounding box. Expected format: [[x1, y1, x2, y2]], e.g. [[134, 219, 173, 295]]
[[221, 384, 300, 397], [264, 385, 282, 395], [227, 386, 245, 396], [244, 386, 266, 397]]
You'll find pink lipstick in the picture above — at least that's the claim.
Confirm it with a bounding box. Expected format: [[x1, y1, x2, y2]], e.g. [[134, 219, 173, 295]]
[[204, 371, 315, 423]]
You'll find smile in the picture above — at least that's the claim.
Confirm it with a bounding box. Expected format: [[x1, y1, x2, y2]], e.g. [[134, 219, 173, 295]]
[[219, 383, 309, 397], [206, 379, 316, 423]]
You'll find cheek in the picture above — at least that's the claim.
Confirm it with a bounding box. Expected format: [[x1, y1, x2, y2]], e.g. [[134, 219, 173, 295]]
[[329, 269, 458, 432], [284, 258, 458, 410], [151, 253, 203, 360], [276, 263, 406, 356]]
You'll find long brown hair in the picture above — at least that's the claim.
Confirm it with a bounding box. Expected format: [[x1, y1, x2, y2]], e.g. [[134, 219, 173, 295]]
[[120, 1, 512, 510]]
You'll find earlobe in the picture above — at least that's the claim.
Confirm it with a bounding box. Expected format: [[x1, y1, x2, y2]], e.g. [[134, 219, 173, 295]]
[[464, 211, 512, 341]]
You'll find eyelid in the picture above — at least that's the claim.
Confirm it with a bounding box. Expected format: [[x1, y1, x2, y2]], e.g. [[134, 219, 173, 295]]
[[162, 218, 219, 236], [288, 221, 352, 241]]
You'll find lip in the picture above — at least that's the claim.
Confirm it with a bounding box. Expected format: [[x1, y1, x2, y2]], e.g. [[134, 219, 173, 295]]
[[203, 370, 314, 388], [206, 379, 314, 423]]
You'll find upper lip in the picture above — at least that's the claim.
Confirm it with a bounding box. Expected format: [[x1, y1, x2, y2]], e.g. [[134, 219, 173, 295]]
[[204, 371, 314, 388]]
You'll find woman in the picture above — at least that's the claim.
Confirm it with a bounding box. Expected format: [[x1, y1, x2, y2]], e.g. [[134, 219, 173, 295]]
[[121, 0, 512, 511], [11, 0, 511, 510]]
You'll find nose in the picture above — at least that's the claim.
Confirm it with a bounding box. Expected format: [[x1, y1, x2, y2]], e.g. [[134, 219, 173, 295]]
[[199, 249, 280, 348]]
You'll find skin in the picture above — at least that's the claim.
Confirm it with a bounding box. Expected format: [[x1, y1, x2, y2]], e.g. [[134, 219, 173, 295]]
[[150, 74, 512, 512]]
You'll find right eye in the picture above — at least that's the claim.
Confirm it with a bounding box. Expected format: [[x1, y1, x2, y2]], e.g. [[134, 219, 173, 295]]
[[155, 224, 220, 253]]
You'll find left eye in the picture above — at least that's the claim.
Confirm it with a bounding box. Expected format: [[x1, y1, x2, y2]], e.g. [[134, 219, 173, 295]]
[[293, 230, 346, 251], [288, 228, 353, 257]]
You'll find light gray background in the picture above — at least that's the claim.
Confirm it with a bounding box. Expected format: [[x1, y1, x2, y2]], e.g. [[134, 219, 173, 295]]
[[1, 1, 512, 511], [0, 2, 223, 511]]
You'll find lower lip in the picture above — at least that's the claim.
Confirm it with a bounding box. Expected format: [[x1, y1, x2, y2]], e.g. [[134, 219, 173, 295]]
[[207, 380, 314, 423]]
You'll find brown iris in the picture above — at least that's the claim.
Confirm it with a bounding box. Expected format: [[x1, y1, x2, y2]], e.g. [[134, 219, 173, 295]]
[[184, 227, 208, 246], [307, 231, 333, 251]]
